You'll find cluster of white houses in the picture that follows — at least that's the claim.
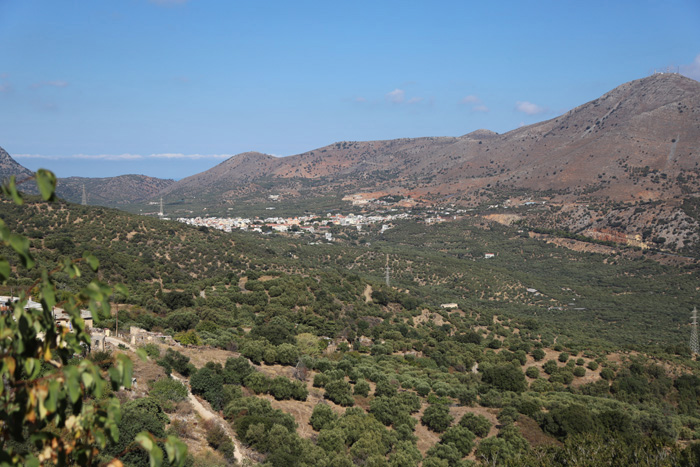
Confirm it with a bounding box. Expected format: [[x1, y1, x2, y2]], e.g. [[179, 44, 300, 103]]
[[177, 211, 411, 235]]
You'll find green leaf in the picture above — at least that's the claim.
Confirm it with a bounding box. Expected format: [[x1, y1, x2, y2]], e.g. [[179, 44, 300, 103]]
[[164, 436, 187, 466], [119, 355, 133, 388], [35, 169, 57, 201], [8, 233, 34, 269], [136, 348, 148, 361], [0, 258, 10, 281], [3, 175, 24, 205], [81, 371, 94, 389], [45, 380, 60, 413], [150, 445, 164, 467], [83, 252, 99, 271], [41, 281, 56, 312], [115, 283, 129, 297], [136, 432, 164, 467], [24, 358, 41, 380], [109, 420, 120, 443], [135, 432, 154, 451], [65, 367, 81, 404]]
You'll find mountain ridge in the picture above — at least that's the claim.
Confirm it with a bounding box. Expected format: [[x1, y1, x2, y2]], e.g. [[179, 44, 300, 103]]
[[160, 73, 700, 206], [1, 74, 699, 251], [0, 148, 175, 205]]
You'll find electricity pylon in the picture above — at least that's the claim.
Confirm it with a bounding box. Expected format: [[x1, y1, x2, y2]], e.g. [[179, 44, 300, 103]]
[[691, 307, 699, 355]]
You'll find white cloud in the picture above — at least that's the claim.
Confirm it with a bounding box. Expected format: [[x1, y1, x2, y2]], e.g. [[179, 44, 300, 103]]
[[386, 88, 405, 104], [149, 153, 231, 160], [460, 95, 480, 104], [13, 153, 233, 161], [472, 105, 489, 113], [31, 80, 69, 89], [680, 54, 700, 80], [354, 97, 367, 103], [15, 153, 143, 161], [515, 100, 546, 115], [407, 97, 424, 104]]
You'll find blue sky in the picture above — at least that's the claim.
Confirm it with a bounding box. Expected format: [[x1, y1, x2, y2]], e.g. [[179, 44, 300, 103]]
[[1, 0, 699, 180]]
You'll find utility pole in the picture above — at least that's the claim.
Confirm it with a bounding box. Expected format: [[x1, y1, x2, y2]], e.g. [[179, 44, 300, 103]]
[[115, 303, 119, 338], [691, 307, 699, 355], [159, 197, 164, 217], [81, 184, 87, 205]]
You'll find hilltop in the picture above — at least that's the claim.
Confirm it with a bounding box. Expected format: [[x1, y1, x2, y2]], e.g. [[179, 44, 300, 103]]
[[161, 74, 700, 205]]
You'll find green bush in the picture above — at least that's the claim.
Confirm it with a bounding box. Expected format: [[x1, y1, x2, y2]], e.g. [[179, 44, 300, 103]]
[[415, 381, 431, 397], [310, 404, 338, 431], [459, 413, 491, 438], [150, 378, 188, 408], [354, 379, 370, 397], [543, 360, 558, 375], [532, 348, 546, 361], [140, 343, 161, 359], [481, 364, 527, 392], [421, 402, 454, 433], [157, 348, 196, 376], [324, 379, 354, 406], [204, 420, 228, 449], [439, 425, 476, 456]]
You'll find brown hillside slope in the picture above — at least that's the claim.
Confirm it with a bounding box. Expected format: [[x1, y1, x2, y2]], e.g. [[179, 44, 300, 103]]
[[160, 74, 700, 205]]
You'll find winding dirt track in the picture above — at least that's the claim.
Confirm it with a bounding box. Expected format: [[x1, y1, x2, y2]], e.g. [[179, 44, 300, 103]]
[[106, 336, 246, 464]]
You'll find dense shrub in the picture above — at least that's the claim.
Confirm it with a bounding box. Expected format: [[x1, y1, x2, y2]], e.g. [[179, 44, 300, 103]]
[[310, 404, 338, 431], [421, 402, 454, 433], [481, 364, 527, 392], [531, 348, 546, 361], [354, 379, 370, 397], [324, 379, 354, 406], [459, 413, 491, 438], [149, 377, 188, 409]]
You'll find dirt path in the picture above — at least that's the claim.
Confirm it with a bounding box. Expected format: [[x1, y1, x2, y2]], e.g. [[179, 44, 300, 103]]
[[104, 336, 137, 351], [170, 374, 246, 464], [363, 284, 373, 303], [103, 338, 247, 463]]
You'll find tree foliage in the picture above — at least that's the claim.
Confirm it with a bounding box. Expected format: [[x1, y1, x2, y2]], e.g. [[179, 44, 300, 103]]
[[0, 172, 186, 466]]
